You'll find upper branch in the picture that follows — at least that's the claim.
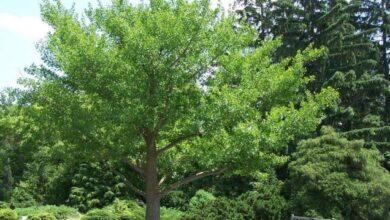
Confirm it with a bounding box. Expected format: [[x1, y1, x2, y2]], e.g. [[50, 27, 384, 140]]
[[185, 53, 223, 81], [168, 25, 202, 68], [153, 81, 173, 134], [157, 132, 201, 155], [160, 168, 226, 196]]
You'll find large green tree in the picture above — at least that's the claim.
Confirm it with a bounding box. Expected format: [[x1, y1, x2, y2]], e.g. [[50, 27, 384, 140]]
[[28, 0, 337, 218]]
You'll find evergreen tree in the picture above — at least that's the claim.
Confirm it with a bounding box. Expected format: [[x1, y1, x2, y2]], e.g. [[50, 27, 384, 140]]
[[342, 0, 390, 168], [353, 0, 390, 77], [237, 0, 390, 169]]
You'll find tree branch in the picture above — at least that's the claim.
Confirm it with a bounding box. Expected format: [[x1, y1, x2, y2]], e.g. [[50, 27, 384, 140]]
[[157, 132, 201, 155], [184, 51, 225, 82], [122, 157, 145, 176], [158, 175, 167, 186], [168, 36, 196, 68], [106, 162, 146, 198], [153, 81, 173, 134], [168, 25, 202, 68], [160, 168, 226, 196]]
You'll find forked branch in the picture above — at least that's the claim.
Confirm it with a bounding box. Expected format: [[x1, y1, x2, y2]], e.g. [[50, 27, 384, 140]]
[[157, 132, 201, 155], [160, 168, 226, 196], [106, 162, 146, 198]]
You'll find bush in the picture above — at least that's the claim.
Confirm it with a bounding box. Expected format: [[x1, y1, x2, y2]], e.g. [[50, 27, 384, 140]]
[[10, 183, 37, 208], [0, 208, 17, 220], [161, 190, 187, 211], [116, 211, 132, 220], [81, 209, 116, 220], [0, 202, 9, 209], [187, 190, 215, 211], [288, 130, 390, 220], [79, 199, 181, 220], [183, 190, 254, 220], [105, 200, 144, 220], [15, 205, 78, 220], [29, 213, 57, 220], [69, 163, 130, 212], [239, 173, 288, 220], [161, 207, 183, 220]]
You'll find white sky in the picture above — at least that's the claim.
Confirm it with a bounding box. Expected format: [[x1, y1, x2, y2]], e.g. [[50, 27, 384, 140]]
[[0, 0, 235, 89]]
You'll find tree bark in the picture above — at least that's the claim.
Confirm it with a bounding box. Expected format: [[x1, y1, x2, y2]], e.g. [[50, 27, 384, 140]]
[[146, 193, 160, 220], [145, 134, 160, 220]]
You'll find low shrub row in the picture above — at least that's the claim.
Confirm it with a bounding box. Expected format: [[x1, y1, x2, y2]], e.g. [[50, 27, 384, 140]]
[[1, 188, 280, 220], [0, 208, 17, 220], [81, 199, 184, 220], [0, 205, 79, 220], [15, 205, 78, 220]]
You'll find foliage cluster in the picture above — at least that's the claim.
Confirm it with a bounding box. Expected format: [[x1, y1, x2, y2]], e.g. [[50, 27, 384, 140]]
[[0, 209, 17, 220]]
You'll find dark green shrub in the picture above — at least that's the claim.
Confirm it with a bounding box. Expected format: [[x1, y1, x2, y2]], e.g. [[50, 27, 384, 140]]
[[18, 156, 73, 205], [29, 213, 57, 220], [69, 163, 131, 212], [288, 129, 390, 220], [0, 208, 17, 220], [10, 183, 37, 208], [207, 197, 254, 220], [187, 190, 215, 210], [161, 190, 187, 211], [183, 190, 215, 219], [81, 209, 116, 220], [239, 173, 288, 220]]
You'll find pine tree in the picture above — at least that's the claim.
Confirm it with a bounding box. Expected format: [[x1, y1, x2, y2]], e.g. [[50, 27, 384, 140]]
[[353, 0, 390, 77], [237, 0, 390, 169]]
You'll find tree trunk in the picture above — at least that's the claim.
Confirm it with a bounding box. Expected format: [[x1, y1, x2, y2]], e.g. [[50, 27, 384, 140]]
[[145, 135, 160, 220], [146, 194, 160, 220]]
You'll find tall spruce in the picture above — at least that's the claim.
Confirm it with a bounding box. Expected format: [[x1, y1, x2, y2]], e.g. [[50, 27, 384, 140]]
[[350, 1, 390, 167], [237, 0, 390, 169]]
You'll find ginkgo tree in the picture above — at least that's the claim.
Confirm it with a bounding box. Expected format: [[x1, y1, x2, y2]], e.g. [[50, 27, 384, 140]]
[[29, 0, 338, 219]]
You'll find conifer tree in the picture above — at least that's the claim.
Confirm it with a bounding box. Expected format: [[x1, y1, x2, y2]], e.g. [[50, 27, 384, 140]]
[[237, 0, 390, 167]]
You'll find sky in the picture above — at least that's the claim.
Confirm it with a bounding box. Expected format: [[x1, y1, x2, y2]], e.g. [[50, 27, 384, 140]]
[[0, 0, 235, 89]]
